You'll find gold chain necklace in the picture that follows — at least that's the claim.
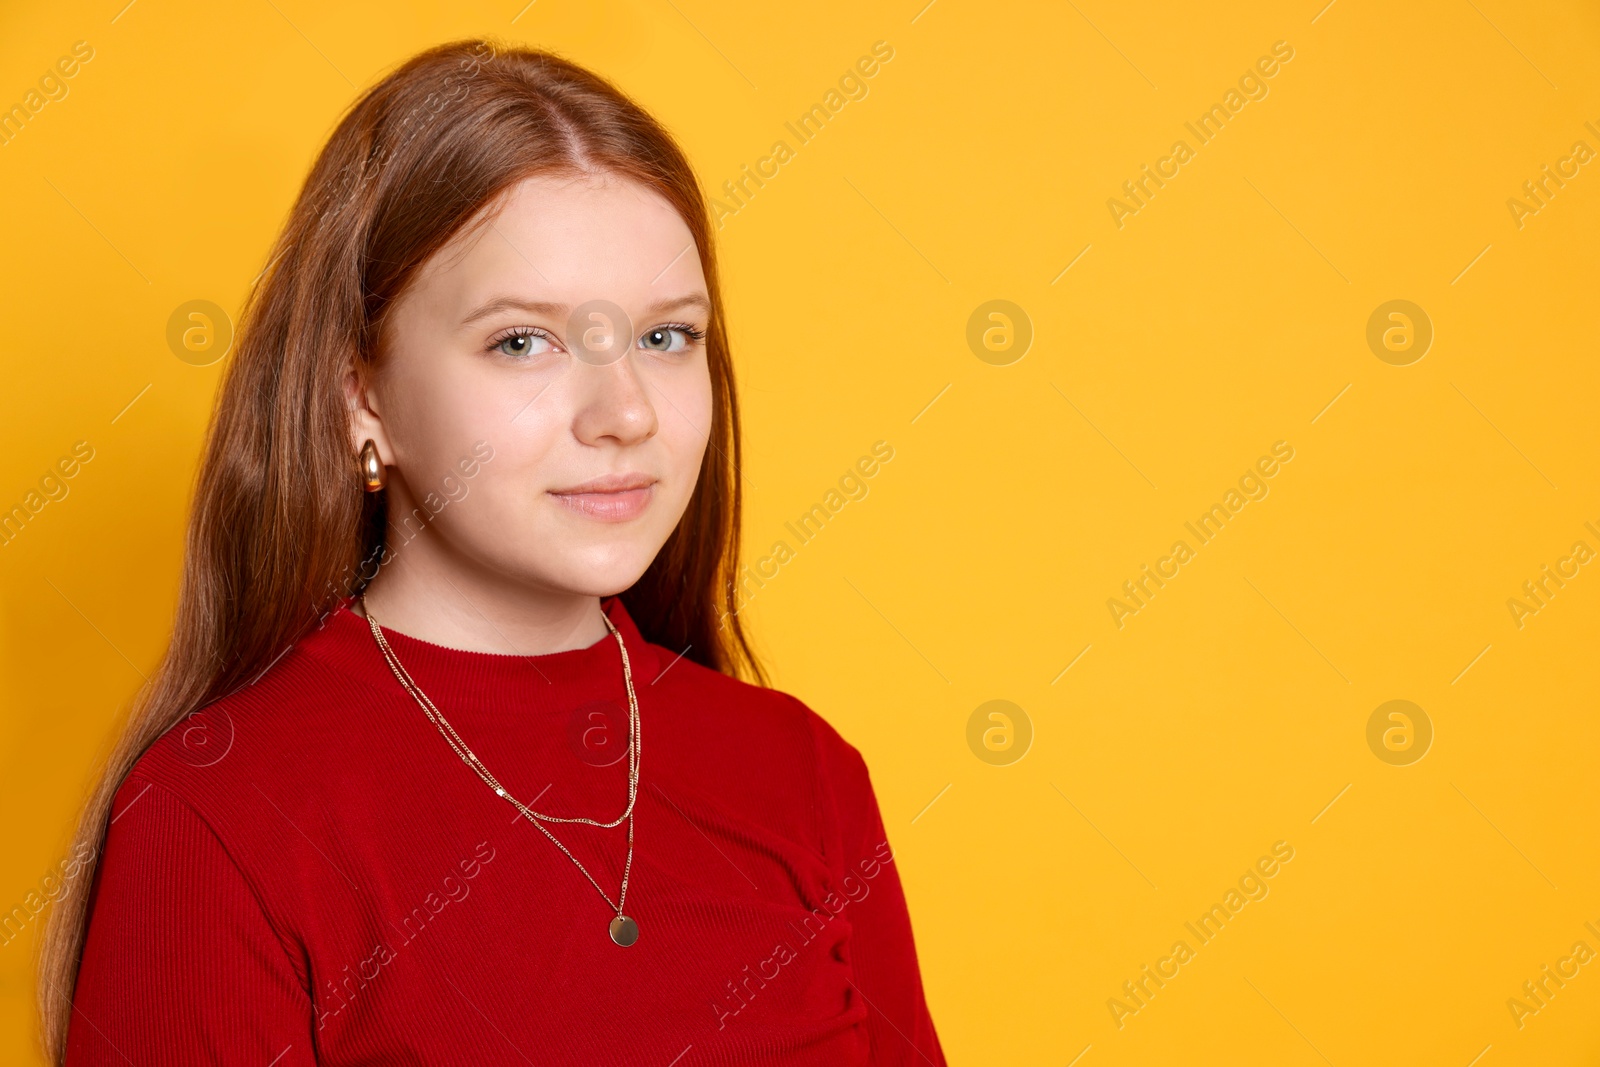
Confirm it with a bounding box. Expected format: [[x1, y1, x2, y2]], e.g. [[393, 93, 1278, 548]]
[[360, 596, 642, 947]]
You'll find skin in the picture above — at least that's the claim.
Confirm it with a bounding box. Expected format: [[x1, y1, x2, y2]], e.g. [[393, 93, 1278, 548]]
[[345, 172, 713, 654]]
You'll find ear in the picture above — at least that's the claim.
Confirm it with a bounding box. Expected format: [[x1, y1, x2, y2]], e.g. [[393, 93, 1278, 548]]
[[344, 363, 392, 466]]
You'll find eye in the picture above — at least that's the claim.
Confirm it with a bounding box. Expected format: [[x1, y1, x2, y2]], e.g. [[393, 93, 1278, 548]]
[[487, 327, 559, 359], [639, 323, 706, 354]]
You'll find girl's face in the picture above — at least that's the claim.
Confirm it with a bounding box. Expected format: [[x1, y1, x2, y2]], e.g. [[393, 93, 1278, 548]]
[[349, 173, 714, 600]]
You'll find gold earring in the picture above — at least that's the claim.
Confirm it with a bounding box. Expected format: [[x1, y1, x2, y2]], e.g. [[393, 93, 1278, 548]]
[[359, 439, 386, 492]]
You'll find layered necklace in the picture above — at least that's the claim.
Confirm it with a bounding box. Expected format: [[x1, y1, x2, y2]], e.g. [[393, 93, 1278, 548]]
[[360, 596, 642, 947]]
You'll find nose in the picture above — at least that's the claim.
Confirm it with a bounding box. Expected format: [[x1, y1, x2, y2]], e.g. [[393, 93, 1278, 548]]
[[571, 353, 658, 447]]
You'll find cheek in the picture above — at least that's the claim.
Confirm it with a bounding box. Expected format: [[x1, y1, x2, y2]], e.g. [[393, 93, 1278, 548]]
[[455, 410, 563, 520], [655, 361, 714, 474], [379, 347, 461, 451], [384, 351, 557, 484]]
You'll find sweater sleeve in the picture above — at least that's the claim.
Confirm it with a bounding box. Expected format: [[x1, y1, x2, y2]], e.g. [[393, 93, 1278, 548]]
[[807, 711, 947, 1067], [65, 774, 317, 1066]]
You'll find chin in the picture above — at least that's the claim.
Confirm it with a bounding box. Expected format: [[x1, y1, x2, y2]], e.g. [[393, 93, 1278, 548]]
[[534, 544, 664, 599]]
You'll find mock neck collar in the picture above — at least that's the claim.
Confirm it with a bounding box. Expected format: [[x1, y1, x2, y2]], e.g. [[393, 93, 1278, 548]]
[[299, 595, 661, 713]]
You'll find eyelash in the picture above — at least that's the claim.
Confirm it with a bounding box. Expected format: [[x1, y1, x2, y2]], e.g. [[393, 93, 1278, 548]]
[[485, 322, 707, 355], [657, 322, 708, 343]]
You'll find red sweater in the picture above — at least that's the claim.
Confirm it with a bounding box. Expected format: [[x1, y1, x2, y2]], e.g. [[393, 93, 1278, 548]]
[[67, 597, 944, 1065]]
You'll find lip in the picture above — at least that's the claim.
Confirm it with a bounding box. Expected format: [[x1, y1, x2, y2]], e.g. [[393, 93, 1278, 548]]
[[548, 474, 658, 522]]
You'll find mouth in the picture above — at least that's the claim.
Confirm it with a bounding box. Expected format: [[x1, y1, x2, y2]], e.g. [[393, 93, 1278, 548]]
[[548, 474, 658, 522]]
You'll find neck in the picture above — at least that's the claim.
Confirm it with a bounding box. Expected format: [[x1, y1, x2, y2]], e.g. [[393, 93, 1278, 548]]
[[356, 542, 609, 656]]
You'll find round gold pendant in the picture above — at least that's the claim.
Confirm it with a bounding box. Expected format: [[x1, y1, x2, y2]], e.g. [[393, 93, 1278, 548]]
[[609, 914, 639, 947]]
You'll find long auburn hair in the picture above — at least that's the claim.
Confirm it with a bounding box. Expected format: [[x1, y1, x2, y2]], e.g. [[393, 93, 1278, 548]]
[[38, 38, 761, 1061]]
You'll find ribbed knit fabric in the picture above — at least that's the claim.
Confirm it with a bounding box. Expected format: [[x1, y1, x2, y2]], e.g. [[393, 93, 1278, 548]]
[[66, 596, 944, 1065]]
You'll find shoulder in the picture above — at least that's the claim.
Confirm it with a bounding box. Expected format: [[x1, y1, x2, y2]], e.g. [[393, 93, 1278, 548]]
[[125, 614, 383, 822], [97, 771, 245, 892], [646, 651, 877, 838], [104, 624, 395, 954], [93, 767, 282, 943], [651, 650, 863, 767], [77, 770, 313, 1028]]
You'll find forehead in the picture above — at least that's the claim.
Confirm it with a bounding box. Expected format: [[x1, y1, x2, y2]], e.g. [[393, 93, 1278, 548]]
[[417, 173, 706, 309]]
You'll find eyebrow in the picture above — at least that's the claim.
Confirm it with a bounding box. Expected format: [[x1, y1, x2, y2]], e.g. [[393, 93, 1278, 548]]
[[460, 293, 712, 327]]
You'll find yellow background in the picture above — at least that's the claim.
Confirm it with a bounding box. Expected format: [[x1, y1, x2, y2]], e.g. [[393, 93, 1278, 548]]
[[3, 0, 1598, 1063]]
